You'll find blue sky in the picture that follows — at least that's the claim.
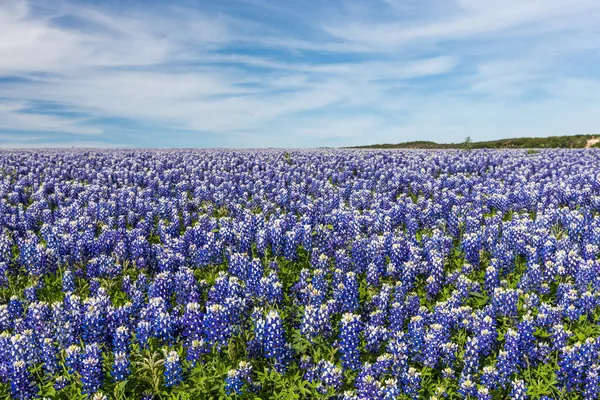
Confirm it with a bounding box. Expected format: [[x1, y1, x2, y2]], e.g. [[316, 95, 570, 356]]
[[1, 0, 599, 148]]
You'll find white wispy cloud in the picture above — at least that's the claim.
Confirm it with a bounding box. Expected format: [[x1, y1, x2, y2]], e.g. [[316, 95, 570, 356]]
[[0, 101, 101, 135], [324, 0, 600, 49], [0, 0, 599, 147]]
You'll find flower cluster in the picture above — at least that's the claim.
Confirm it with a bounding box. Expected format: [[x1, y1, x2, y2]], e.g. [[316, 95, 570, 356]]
[[0, 149, 599, 398]]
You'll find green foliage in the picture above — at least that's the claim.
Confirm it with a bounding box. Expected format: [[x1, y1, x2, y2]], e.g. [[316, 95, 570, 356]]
[[351, 134, 598, 149], [464, 136, 472, 152]]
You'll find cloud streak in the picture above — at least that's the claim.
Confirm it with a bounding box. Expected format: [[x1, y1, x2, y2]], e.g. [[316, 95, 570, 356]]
[[0, 0, 599, 147]]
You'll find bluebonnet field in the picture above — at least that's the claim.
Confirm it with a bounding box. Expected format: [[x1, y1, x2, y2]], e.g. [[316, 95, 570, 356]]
[[0, 149, 599, 400]]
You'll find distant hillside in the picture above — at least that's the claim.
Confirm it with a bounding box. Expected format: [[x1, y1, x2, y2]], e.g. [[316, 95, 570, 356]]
[[351, 135, 600, 149]]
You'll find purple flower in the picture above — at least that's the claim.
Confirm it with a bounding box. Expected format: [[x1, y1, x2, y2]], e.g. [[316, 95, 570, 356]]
[[339, 313, 362, 371], [225, 369, 244, 395], [164, 350, 183, 387], [510, 379, 528, 400], [203, 304, 231, 350], [40, 338, 59, 375], [9, 360, 37, 400], [112, 351, 130, 382], [80, 344, 103, 395], [261, 310, 290, 372]]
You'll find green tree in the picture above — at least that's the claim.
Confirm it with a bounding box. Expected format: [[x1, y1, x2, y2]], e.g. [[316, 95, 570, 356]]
[[464, 136, 472, 151]]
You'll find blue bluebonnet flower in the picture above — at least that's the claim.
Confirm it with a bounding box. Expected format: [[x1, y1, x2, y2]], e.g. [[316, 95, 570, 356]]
[[89, 279, 101, 296], [339, 313, 362, 371], [422, 323, 448, 368], [299, 355, 316, 382], [151, 310, 174, 343], [386, 332, 409, 378], [181, 302, 203, 343], [355, 373, 382, 400], [510, 379, 528, 400], [0, 331, 11, 378], [207, 274, 245, 305], [225, 368, 244, 395], [185, 338, 208, 366], [517, 315, 535, 365], [19, 237, 46, 276], [65, 344, 81, 375], [477, 316, 497, 357], [402, 367, 421, 400], [496, 329, 520, 385], [203, 303, 233, 350], [121, 275, 133, 298], [368, 309, 387, 327], [476, 386, 492, 400], [226, 360, 256, 392], [292, 268, 311, 305], [40, 337, 59, 375], [316, 360, 343, 394], [558, 344, 584, 392], [367, 262, 382, 287], [458, 374, 477, 398], [484, 265, 499, 294], [372, 353, 394, 377], [333, 272, 359, 313], [246, 258, 265, 296], [425, 254, 445, 298], [388, 301, 407, 333], [174, 267, 201, 305], [341, 390, 359, 400], [462, 233, 481, 264], [9, 359, 37, 400], [491, 288, 520, 318], [164, 350, 183, 387], [82, 297, 108, 345], [11, 331, 38, 367], [54, 375, 69, 391], [303, 284, 324, 307], [136, 321, 151, 349], [578, 290, 596, 316], [441, 367, 454, 380], [261, 310, 290, 372], [113, 325, 130, 353], [260, 272, 283, 305], [583, 364, 600, 400], [62, 269, 76, 293], [227, 253, 251, 280], [550, 323, 572, 352], [8, 296, 24, 320], [87, 255, 117, 279], [480, 365, 499, 390], [147, 272, 173, 300], [0, 304, 11, 332], [108, 303, 132, 333], [461, 336, 480, 377], [80, 344, 103, 396], [530, 341, 551, 365], [112, 351, 130, 382], [382, 378, 401, 400], [301, 301, 335, 341], [407, 315, 426, 361], [364, 324, 388, 354], [25, 301, 52, 337]]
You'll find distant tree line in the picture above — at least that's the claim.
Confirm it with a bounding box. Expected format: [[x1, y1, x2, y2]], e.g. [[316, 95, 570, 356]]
[[350, 134, 598, 149]]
